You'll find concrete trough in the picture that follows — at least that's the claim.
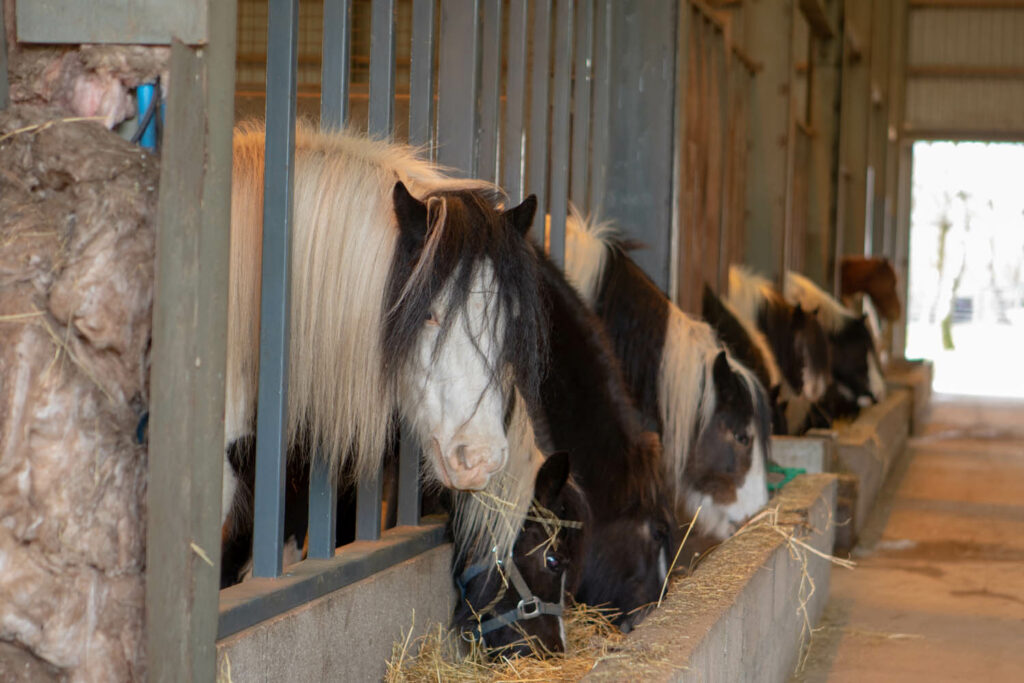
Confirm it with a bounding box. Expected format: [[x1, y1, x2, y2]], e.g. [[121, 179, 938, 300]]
[[587, 474, 838, 683], [884, 358, 933, 435], [216, 540, 455, 681]]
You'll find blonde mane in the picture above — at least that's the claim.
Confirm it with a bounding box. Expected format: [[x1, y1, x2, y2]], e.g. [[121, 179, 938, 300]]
[[228, 122, 498, 481]]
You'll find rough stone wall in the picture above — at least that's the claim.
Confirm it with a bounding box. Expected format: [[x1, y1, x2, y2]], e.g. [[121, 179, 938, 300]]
[[0, 106, 158, 680]]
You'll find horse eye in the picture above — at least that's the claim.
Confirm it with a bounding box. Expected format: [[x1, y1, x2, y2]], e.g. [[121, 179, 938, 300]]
[[736, 432, 751, 447], [544, 553, 561, 572], [425, 310, 440, 326]]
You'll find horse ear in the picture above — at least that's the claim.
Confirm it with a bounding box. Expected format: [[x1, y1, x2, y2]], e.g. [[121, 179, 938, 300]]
[[393, 181, 428, 239], [701, 284, 719, 317], [769, 383, 782, 404], [712, 350, 733, 390], [791, 304, 806, 327], [534, 451, 571, 505], [504, 194, 538, 236]]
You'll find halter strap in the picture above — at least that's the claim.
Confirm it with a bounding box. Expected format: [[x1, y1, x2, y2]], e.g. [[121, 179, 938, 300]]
[[457, 553, 565, 642]]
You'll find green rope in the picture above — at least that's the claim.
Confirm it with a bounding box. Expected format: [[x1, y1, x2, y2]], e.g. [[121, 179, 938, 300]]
[[766, 463, 806, 492]]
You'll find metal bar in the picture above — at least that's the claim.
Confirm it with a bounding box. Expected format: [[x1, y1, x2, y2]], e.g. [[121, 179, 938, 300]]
[[147, 4, 235, 674], [321, 0, 352, 128], [369, 0, 397, 137], [589, 0, 612, 214], [252, 0, 299, 579], [548, 0, 574, 267], [408, 0, 437, 148], [477, 0, 503, 183], [501, 0, 529, 201], [570, 0, 594, 211], [437, 0, 481, 175], [356, 467, 384, 540], [218, 521, 446, 639], [306, 456, 338, 559], [527, 0, 553, 237], [396, 423, 421, 526]]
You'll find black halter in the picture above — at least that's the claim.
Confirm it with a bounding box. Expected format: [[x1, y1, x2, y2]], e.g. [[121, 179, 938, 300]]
[[456, 551, 565, 643]]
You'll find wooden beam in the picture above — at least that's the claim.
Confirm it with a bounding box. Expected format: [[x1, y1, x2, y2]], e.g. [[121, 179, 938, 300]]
[[902, 125, 1024, 141], [147, 12, 235, 679], [799, 0, 835, 39], [909, 0, 1024, 8], [908, 64, 1024, 79]]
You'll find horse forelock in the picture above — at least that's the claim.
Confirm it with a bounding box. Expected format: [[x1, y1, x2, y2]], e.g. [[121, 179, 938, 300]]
[[382, 189, 549, 412]]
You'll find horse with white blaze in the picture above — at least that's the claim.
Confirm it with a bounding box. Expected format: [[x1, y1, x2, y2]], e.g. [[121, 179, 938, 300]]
[[224, 123, 547, 524]]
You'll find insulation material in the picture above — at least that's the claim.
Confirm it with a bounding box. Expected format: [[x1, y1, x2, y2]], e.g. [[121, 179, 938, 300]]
[[3, 0, 168, 129], [0, 106, 157, 680]]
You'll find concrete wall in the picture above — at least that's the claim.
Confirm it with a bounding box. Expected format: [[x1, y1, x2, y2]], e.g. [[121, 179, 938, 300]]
[[216, 545, 454, 682]]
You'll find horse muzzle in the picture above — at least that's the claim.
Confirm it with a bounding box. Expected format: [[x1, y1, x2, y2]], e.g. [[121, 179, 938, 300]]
[[430, 437, 508, 490]]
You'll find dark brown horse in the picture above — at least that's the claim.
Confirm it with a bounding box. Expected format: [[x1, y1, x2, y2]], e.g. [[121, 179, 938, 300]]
[[840, 256, 901, 321]]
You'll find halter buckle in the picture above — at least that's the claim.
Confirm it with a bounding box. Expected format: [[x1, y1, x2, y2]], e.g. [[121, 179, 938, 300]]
[[516, 596, 542, 620]]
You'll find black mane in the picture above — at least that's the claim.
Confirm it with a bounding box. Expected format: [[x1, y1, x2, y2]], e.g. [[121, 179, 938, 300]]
[[702, 284, 774, 392], [591, 243, 671, 435]]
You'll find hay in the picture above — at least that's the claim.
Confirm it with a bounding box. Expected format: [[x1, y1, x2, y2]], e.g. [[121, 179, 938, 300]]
[[385, 602, 627, 682]]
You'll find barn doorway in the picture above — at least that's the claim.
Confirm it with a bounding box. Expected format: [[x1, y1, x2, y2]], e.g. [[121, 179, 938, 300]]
[[905, 141, 1024, 398]]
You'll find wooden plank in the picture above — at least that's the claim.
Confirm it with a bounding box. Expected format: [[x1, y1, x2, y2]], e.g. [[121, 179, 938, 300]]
[[17, 0, 206, 44], [908, 0, 1024, 8], [907, 64, 1024, 79], [147, 20, 235, 679], [799, 0, 835, 39]]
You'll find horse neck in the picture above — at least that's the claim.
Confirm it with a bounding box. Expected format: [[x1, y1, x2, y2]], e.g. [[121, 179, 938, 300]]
[[535, 253, 650, 508]]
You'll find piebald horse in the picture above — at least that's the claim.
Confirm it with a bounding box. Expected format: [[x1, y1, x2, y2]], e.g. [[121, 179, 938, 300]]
[[565, 211, 771, 543], [225, 123, 546, 525]]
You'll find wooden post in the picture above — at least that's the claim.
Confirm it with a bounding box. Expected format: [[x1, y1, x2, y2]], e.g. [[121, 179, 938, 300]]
[[146, 0, 236, 674]]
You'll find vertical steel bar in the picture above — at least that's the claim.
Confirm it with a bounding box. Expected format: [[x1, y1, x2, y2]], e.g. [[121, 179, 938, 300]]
[[527, 0, 553, 237], [588, 0, 612, 214], [437, 0, 482, 175], [320, 0, 352, 128], [408, 0, 437, 148], [252, 0, 299, 579], [356, 0, 398, 543], [309, 0, 352, 560], [502, 0, 529, 202], [306, 456, 338, 558], [369, 0, 397, 137], [570, 0, 594, 212], [396, 422, 421, 526], [356, 467, 384, 540], [548, 0, 574, 266], [477, 0, 503, 183]]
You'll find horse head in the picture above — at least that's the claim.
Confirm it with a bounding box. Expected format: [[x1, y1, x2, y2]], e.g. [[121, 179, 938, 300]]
[[575, 431, 676, 633], [830, 313, 886, 407], [388, 182, 543, 490], [789, 304, 831, 404], [453, 452, 589, 655]]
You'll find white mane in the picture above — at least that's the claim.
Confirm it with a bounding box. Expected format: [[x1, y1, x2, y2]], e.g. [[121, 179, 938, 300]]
[[783, 270, 857, 333], [564, 209, 769, 538], [228, 122, 498, 484], [719, 295, 784, 391]]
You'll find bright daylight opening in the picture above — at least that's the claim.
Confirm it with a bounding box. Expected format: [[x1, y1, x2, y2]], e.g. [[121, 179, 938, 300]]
[[906, 141, 1024, 398]]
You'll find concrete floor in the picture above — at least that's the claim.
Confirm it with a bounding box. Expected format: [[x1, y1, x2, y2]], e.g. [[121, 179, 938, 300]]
[[796, 396, 1024, 683]]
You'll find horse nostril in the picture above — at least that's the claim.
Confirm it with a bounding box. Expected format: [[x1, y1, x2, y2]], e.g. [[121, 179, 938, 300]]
[[455, 444, 469, 468]]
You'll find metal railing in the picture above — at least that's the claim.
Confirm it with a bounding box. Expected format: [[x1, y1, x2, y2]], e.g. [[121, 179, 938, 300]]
[[218, 0, 615, 638]]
